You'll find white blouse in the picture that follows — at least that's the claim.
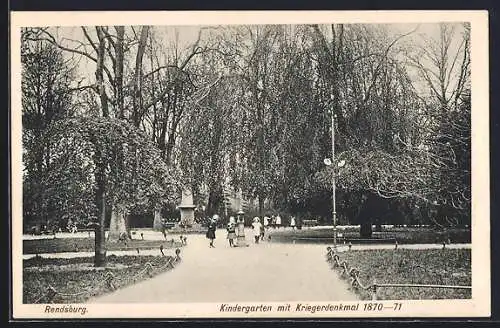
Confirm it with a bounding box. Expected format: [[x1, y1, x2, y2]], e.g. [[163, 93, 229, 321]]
[[252, 222, 262, 236]]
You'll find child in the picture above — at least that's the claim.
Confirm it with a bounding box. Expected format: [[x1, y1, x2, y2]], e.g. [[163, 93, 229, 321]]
[[226, 222, 236, 247], [252, 217, 263, 243], [206, 216, 217, 248], [275, 214, 282, 229]]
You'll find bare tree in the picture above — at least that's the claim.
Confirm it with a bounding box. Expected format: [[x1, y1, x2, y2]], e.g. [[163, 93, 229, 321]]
[[407, 23, 470, 110]]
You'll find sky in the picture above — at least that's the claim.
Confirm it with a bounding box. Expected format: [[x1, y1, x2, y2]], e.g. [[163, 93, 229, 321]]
[[20, 22, 468, 174], [46, 23, 468, 101]]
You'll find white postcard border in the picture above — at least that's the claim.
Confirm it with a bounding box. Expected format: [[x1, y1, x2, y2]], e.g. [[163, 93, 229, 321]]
[[10, 10, 490, 319]]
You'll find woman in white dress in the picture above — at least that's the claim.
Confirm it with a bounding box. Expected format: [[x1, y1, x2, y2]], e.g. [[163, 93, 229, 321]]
[[252, 217, 263, 244], [275, 214, 282, 229], [290, 216, 296, 230]]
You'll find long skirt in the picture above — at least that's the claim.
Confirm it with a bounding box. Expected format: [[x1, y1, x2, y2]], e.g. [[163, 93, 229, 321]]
[[206, 230, 216, 239]]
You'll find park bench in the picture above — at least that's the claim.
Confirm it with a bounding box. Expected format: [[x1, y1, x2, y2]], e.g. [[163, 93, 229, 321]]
[[301, 219, 318, 227], [163, 222, 176, 229], [341, 237, 397, 244]]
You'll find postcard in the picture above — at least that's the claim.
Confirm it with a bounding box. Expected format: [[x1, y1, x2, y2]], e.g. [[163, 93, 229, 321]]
[[10, 10, 490, 319]]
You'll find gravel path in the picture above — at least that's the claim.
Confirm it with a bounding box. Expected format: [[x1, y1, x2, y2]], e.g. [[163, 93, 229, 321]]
[[23, 228, 471, 303], [89, 229, 358, 303]]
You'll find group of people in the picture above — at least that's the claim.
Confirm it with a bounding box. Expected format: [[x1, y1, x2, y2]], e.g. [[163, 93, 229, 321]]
[[206, 214, 240, 248], [205, 213, 298, 248]]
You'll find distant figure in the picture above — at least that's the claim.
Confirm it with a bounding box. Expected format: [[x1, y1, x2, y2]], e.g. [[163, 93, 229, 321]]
[[290, 216, 296, 230], [263, 215, 270, 229], [275, 214, 282, 229], [68, 224, 77, 234], [271, 215, 276, 229], [252, 217, 263, 243], [235, 214, 247, 247], [259, 220, 265, 241], [206, 215, 218, 248], [226, 222, 236, 247]]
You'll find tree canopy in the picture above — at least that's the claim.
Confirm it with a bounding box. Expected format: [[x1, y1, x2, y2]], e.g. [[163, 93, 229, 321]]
[[21, 23, 471, 246]]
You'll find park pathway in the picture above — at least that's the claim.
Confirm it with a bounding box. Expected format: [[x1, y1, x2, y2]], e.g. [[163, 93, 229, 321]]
[[90, 228, 358, 303]]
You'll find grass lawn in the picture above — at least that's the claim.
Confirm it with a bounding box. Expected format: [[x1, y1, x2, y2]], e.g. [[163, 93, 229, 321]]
[[23, 255, 178, 303], [268, 227, 470, 244], [23, 237, 184, 254], [333, 248, 471, 300]]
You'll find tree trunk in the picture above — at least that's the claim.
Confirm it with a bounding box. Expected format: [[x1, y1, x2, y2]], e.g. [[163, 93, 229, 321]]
[[94, 153, 107, 267], [207, 185, 223, 218], [358, 193, 374, 239], [114, 26, 125, 119], [93, 28, 109, 266], [95, 27, 109, 118], [94, 220, 106, 267], [258, 195, 265, 216], [132, 26, 150, 127], [360, 221, 373, 238]]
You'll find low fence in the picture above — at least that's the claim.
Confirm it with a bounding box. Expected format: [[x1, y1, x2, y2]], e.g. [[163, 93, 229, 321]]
[[297, 237, 456, 250], [292, 237, 398, 245], [325, 247, 471, 300], [30, 249, 182, 304]]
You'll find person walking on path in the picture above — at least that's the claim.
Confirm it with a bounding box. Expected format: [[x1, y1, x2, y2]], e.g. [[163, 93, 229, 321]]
[[226, 222, 236, 247], [290, 216, 296, 230], [259, 220, 265, 241], [206, 215, 218, 248], [252, 217, 263, 244], [263, 215, 269, 229], [161, 219, 168, 239], [275, 214, 282, 229]]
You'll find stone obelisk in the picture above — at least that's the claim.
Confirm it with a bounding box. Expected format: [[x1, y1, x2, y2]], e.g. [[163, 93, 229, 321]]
[[178, 187, 196, 228], [152, 205, 163, 231]]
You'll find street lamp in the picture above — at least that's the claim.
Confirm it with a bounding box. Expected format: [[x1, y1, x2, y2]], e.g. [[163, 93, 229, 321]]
[[324, 114, 345, 252]]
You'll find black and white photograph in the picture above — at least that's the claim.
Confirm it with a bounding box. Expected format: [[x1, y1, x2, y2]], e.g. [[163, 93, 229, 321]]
[[10, 11, 490, 319]]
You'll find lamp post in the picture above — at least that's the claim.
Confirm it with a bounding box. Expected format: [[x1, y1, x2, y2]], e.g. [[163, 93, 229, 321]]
[[331, 114, 337, 252], [324, 114, 345, 253]]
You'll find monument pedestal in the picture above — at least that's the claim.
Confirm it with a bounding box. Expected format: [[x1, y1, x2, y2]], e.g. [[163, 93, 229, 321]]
[[152, 207, 163, 231], [178, 205, 196, 227], [234, 209, 249, 247], [178, 187, 196, 229]]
